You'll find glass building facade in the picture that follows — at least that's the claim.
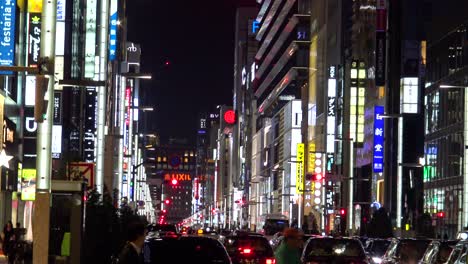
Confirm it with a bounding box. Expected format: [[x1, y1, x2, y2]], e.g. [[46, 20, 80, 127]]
[[424, 23, 468, 237]]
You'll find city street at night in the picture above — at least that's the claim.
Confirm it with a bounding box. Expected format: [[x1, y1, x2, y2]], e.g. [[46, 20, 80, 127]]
[[1, 0, 468, 263]]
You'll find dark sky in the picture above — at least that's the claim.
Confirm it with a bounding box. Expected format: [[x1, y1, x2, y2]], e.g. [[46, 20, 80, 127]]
[[126, 0, 252, 144]]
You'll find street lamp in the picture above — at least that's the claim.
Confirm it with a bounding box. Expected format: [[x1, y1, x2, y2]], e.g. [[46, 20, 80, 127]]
[[335, 137, 354, 233]]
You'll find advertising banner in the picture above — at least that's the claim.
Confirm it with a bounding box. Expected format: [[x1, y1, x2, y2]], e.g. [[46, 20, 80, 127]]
[[109, 0, 118, 60], [27, 13, 41, 67], [0, 0, 17, 74], [296, 143, 304, 194], [21, 169, 36, 201], [373, 106, 384, 173], [84, 0, 97, 78]]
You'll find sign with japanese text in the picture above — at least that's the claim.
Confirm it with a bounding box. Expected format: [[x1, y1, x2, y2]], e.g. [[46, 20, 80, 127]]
[[109, 0, 118, 60], [373, 106, 384, 173], [84, 0, 97, 78], [296, 143, 304, 194]]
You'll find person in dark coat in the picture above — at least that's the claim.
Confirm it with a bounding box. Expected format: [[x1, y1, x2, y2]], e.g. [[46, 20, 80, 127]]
[[2, 221, 15, 263], [117, 221, 146, 264]]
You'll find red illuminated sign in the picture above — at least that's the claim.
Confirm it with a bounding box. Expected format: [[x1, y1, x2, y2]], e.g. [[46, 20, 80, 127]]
[[125, 87, 131, 125], [224, 110, 236, 125], [164, 173, 192, 181]]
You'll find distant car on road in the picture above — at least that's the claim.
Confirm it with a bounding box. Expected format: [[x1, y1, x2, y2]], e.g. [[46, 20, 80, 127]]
[[381, 238, 431, 264], [143, 235, 231, 263], [301, 237, 369, 263], [224, 232, 275, 264]]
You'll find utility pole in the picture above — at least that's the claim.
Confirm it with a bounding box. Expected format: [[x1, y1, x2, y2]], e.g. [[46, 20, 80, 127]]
[[33, 0, 57, 262]]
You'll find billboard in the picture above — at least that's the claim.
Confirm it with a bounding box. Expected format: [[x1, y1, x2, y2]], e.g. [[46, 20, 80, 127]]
[[373, 106, 384, 173], [0, 0, 17, 74], [21, 169, 36, 201]]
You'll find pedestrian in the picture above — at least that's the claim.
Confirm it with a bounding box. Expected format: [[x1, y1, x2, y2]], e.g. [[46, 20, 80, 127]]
[[117, 221, 146, 264], [274, 228, 302, 264], [2, 221, 15, 264]]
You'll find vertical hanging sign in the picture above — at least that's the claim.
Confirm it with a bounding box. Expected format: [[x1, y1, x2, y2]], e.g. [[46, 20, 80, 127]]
[[373, 106, 384, 173], [296, 143, 304, 193], [375, 0, 387, 86], [27, 13, 41, 67], [109, 0, 118, 61], [0, 0, 17, 74], [84, 0, 97, 78]]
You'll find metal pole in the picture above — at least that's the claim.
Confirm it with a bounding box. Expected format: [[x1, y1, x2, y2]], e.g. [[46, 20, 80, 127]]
[[33, 0, 57, 262], [396, 117, 403, 229], [348, 140, 354, 233]]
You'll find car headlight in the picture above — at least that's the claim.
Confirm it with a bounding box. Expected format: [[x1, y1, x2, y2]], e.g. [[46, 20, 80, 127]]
[[372, 257, 382, 264]]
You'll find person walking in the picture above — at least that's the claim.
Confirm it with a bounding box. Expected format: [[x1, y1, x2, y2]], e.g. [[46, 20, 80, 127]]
[[117, 221, 146, 264], [2, 221, 15, 264], [274, 228, 302, 264]]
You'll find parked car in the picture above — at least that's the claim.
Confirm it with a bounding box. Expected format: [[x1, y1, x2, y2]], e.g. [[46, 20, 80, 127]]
[[224, 232, 275, 264], [419, 240, 457, 264], [445, 239, 468, 264], [365, 238, 391, 264], [301, 237, 369, 263], [143, 235, 232, 263], [381, 238, 431, 264]]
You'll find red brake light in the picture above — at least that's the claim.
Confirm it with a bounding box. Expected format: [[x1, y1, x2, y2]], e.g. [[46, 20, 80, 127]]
[[266, 258, 276, 264], [240, 248, 252, 254]]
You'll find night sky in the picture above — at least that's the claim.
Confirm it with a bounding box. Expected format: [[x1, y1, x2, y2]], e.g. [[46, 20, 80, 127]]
[[126, 0, 252, 144]]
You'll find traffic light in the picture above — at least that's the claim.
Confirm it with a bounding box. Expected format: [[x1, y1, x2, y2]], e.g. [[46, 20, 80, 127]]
[[437, 211, 445, 218], [165, 199, 170, 205], [306, 173, 323, 181], [340, 208, 346, 216], [34, 75, 49, 123]]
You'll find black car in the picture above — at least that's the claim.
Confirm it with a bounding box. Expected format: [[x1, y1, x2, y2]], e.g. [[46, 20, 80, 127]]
[[301, 237, 369, 264], [143, 235, 232, 263], [365, 238, 391, 264], [420, 240, 458, 264], [224, 233, 276, 264], [381, 238, 431, 264], [148, 224, 177, 233]]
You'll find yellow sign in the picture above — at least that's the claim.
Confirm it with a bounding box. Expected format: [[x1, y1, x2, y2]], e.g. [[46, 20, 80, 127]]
[[28, 0, 42, 12], [21, 169, 36, 201], [296, 143, 304, 193]]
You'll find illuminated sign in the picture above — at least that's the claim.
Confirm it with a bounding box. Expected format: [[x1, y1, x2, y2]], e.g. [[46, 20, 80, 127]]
[[400, 77, 419, 114], [252, 20, 260, 34], [109, 0, 118, 61], [313, 153, 323, 205], [27, 13, 41, 67], [125, 87, 131, 125], [53, 92, 62, 125], [21, 169, 36, 201], [350, 60, 366, 143], [296, 143, 304, 193], [126, 42, 141, 64], [57, 0, 65, 20], [83, 88, 97, 162], [0, 0, 17, 74], [327, 66, 336, 153], [27, 0, 41, 12], [164, 173, 192, 181], [84, 0, 97, 78], [224, 110, 236, 125], [373, 106, 384, 173], [25, 76, 36, 106], [52, 125, 62, 159]]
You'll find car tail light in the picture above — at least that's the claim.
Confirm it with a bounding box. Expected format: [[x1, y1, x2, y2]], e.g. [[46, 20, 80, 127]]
[[265, 258, 276, 264], [242, 248, 252, 254]]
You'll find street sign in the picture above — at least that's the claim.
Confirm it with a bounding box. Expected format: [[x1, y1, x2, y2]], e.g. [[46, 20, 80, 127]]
[[68, 162, 95, 188]]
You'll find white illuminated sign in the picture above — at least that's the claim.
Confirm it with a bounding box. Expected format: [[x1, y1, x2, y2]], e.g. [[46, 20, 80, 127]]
[[400, 77, 419, 114], [25, 117, 37, 132], [327, 66, 337, 153], [84, 0, 97, 78], [52, 125, 62, 157], [25, 76, 36, 106]]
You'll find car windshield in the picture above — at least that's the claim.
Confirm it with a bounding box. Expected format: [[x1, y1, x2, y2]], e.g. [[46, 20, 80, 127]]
[[225, 236, 273, 257], [304, 238, 365, 259], [369, 240, 390, 257], [264, 219, 288, 236], [396, 240, 430, 262], [144, 237, 231, 263]]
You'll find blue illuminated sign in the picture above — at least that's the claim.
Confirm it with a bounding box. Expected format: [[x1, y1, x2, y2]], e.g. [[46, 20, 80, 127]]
[[373, 106, 384, 173], [0, 0, 16, 74], [252, 20, 260, 34], [109, 0, 118, 61]]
